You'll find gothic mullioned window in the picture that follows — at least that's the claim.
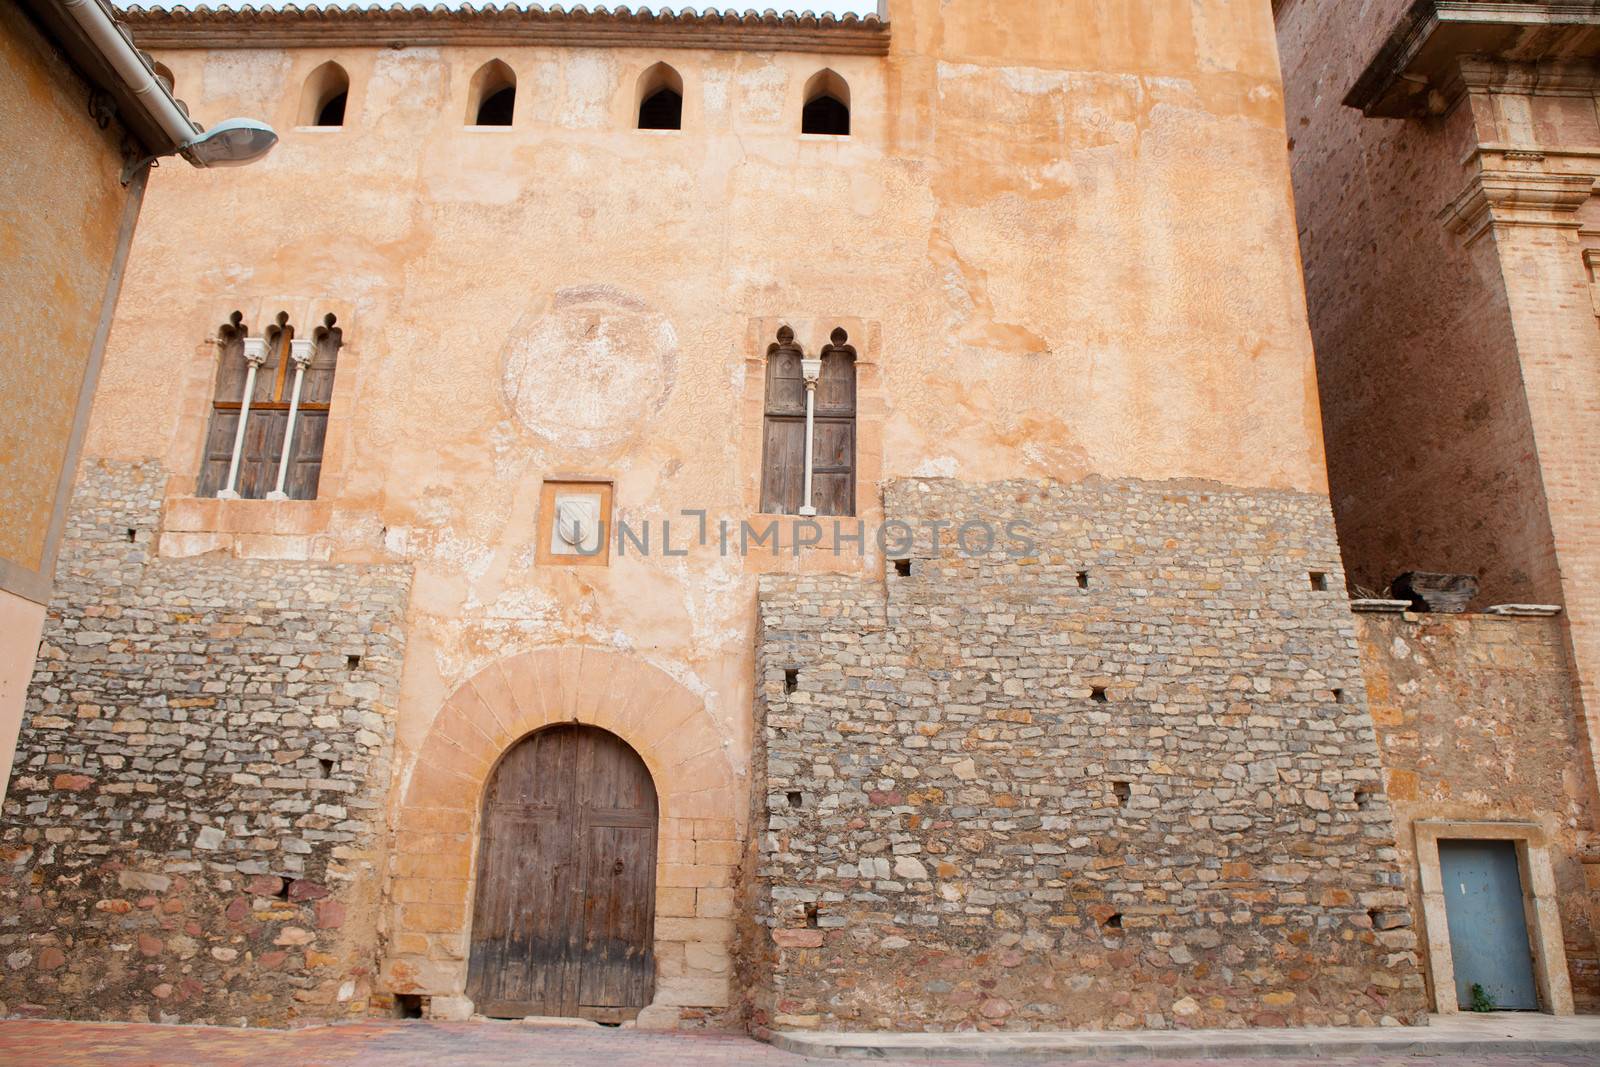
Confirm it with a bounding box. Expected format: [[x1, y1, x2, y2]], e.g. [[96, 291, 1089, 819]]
[[197, 311, 341, 500], [760, 326, 856, 516]]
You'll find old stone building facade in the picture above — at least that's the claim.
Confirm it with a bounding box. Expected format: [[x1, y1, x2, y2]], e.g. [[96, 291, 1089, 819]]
[[1276, 0, 1600, 1016], [5, 0, 1588, 1036]]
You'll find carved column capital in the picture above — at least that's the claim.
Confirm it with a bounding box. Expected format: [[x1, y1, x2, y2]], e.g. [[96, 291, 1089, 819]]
[[1439, 168, 1596, 243], [289, 338, 315, 367], [241, 337, 270, 365], [800, 357, 822, 386]]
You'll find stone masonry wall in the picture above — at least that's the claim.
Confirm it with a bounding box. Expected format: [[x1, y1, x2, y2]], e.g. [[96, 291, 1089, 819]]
[[0, 461, 411, 1026], [1355, 612, 1600, 1012], [747, 477, 1428, 1032]]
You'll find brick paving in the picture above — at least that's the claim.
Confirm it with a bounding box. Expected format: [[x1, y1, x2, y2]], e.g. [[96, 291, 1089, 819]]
[[1, 1020, 1598, 1067]]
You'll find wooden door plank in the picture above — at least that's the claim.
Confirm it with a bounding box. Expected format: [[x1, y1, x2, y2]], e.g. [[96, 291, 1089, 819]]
[[466, 724, 657, 1020]]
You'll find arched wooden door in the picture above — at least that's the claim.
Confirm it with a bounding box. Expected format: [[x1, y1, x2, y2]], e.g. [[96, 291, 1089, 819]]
[[466, 724, 658, 1021]]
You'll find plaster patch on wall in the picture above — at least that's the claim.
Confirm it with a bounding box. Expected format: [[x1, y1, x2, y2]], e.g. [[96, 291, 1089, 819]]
[[415, 530, 496, 583], [562, 51, 617, 129], [461, 585, 561, 622], [201, 50, 290, 107], [502, 285, 679, 451], [701, 67, 731, 120], [736, 62, 789, 123], [912, 456, 960, 478], [372, 47, 442, 90], [674, 552, 750, 652]]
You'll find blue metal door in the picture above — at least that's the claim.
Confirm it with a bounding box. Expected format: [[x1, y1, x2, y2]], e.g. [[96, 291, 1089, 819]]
[[1438, 839, 1538, 1010]]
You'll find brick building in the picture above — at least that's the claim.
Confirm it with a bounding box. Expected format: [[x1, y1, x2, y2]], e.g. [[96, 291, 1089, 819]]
[[1275, 0, 1600, 1015], [2, 0, 1586, 1036]]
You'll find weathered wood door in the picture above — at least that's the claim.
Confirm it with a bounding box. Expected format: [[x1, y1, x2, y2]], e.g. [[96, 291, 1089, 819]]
[[466, 725, 658, 1021]]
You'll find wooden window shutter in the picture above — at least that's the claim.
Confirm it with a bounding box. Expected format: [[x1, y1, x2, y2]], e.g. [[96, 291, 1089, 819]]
[[812, 334, 856, 518], [760, 330, 807, 515], [197, 312, 250, 497]]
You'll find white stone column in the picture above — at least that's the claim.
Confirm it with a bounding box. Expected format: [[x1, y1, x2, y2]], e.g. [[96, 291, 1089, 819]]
[[217, 337, 269, 500], [799, 355, 821, 517], [267, 339, 314, 501]]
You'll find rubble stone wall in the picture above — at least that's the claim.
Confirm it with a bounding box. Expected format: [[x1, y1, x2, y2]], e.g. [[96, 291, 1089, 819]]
[[0, 461, 411, 1026], [747, 477, 1429, 1031]]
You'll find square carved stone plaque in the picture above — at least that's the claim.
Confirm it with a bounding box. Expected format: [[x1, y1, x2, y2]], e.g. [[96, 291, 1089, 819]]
[[537, 479, 613, 567]]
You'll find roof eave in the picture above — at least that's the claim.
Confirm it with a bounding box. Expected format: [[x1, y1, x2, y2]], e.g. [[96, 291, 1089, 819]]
[[117, 4, 892, 56], [1346, 0, 1600, 119]]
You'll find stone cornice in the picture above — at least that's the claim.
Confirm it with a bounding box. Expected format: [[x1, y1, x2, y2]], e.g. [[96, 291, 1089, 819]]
[[1346, 1, 1600, 118], [1439, 167, 1596, 242], [117, 3, 892, 55]]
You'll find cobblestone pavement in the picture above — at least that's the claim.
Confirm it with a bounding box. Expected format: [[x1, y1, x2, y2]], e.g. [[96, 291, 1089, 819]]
[[1, 1020, 1599, 1067]]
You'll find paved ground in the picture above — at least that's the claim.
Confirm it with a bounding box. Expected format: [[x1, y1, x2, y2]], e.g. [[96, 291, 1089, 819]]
[[1, 1018, 1598, 1067], [774, 1010, 1600, 1061]]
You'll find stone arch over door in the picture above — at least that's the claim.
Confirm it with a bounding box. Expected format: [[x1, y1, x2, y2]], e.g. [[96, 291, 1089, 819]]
[[381, 647, 740, 1025]]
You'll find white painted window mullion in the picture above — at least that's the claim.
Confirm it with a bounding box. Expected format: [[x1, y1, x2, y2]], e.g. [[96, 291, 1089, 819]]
[[217, 337, 269, 500], [267, 339, 314, 501], [799, 355, 821, 517]]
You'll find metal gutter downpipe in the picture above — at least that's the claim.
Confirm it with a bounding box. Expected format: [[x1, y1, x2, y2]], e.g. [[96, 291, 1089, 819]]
[[59, 0, 203, 154]]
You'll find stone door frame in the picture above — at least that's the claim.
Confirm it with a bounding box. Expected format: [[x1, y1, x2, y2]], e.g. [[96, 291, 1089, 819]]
[[380, 646, 741, 1026], [1414, 820, 1573, 1015]]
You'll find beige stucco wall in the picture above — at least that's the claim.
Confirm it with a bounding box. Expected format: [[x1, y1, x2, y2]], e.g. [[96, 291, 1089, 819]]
[[82, 0, 1326, 1019], [0, 591, 46, 803], [0, 2, 131, 585], [0, 1, 142, 804]]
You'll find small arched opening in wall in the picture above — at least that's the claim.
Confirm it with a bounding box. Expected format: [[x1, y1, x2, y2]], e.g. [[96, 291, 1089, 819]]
[[801, 69, 850, 136], [467, 60, 516, 126], [299, 60, 350, 127], [636, 62, 683, 131]]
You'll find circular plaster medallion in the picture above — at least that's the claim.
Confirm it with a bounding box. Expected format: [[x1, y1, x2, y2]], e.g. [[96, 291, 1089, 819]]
[[502, 285, 679, 450]]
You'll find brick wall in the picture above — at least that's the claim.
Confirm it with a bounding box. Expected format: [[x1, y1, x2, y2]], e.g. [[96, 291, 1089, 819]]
[[746, 477, 1428, 1031], [1275, 0, 1560, 604], [0, 461, 411, 1026], [1356, 612, 1600, 1011]]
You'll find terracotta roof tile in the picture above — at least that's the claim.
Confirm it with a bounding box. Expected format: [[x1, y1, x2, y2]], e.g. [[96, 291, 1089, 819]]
[[118, 3, 890, 53]]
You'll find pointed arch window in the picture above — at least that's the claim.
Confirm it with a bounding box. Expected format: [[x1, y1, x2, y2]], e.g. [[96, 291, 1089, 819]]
[[468, 60, 516, 126], [637, 62, 683, 130], [760, 327, 856, 516], [802, 69, 850, 136], [197, 311, 342, 500], [300, 61, 349, 127]]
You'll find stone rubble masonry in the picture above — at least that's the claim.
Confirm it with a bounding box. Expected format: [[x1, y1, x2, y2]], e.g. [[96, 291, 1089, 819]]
[[0, 460, 412, 1027], [746, 476, 1429, 1032], [1354, 612, 1600, 1011]]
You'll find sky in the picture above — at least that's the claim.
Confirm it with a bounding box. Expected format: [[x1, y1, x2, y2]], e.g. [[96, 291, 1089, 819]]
[[126, 2, 882, 13]]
